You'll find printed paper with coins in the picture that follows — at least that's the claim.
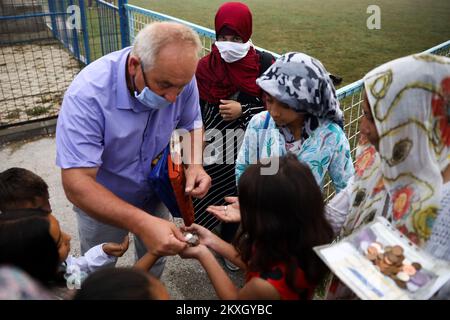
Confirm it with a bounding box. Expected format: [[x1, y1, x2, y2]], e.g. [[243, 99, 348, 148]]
[[314, 217, 450, 299]]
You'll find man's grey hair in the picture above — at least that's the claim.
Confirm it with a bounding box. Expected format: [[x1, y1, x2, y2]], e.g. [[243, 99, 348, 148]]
[[131, 21, 202, 71]]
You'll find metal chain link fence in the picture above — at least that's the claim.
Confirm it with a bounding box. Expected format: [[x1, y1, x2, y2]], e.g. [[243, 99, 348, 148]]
[[0, 0, 83, 128]]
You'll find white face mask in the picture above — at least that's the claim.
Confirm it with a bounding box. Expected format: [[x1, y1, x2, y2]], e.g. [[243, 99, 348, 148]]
[[215, 40, 252, 63]]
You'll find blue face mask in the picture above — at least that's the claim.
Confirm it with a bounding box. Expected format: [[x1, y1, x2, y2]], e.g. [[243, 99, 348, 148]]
[[134, 63, 172, 110]]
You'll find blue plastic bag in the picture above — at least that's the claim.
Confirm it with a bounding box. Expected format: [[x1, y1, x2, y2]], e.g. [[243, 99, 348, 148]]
[[148, 145, 181, 218]]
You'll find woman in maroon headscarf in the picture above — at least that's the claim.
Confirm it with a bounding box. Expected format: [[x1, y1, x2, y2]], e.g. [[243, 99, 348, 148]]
[[194, 2, 273, 269]]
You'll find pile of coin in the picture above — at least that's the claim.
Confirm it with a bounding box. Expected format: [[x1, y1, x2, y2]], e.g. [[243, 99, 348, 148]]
[[183, 232, 199, 246], [360, 241, 430, 292]]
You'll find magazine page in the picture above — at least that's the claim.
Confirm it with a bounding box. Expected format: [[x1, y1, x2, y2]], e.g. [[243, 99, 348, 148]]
[[314, 217, 450, 300]]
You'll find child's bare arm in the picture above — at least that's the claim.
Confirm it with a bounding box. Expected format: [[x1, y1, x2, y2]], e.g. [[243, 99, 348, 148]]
[[207, 237, 245, 270], [180, 245, 238, 300], [134, 252, 159, 272]]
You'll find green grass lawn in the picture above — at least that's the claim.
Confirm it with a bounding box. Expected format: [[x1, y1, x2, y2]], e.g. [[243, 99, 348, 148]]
[[129, 0, 450, 86]]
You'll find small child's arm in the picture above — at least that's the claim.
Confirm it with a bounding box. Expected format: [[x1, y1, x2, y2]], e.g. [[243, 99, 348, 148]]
[[180, 244, 239, 300], [134, 252, 159, 272], [66, 242, 118, 274]]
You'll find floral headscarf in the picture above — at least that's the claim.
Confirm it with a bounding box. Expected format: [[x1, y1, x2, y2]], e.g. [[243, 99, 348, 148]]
[[256, 52, 344, 139], [343, 53, 450, 247]]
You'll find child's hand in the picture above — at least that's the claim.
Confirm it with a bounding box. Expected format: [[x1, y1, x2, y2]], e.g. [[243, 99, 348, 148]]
[[102, 235, 130, 257], [179, 243, 209, 260], [206, 196, 241, 223], [181, 224, 216, 247]]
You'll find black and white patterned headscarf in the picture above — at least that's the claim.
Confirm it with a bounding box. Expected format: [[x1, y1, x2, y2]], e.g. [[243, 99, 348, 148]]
[[256, 52, 343, 139]]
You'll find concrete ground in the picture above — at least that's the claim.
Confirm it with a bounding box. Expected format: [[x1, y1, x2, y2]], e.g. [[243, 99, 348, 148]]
[[0, 135, 244, 299]]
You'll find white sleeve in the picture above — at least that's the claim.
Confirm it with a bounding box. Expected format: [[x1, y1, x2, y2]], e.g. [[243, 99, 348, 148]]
[[325, 176, 354, 235], [65, 244, 116, 274]]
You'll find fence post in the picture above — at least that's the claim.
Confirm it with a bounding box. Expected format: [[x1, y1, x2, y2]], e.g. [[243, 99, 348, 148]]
[[97, 4, 105, 56], [118, 0, 129, 48], [57, 0, 70, 50], [47, 0, 59, 40], [77, 0, 90, 64], [67, 0, 80, 62]]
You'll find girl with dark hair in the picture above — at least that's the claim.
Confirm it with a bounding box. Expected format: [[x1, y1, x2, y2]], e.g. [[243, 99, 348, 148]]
[[208, 52, 354, 251], [180, 154, 334, 299]]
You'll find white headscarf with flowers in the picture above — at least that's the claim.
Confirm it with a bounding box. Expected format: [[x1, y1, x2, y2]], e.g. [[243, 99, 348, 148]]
[[342, 53, 450, 247]]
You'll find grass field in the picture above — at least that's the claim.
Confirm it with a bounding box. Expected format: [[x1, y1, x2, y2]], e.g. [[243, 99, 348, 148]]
[[129, 0, 450, 86]]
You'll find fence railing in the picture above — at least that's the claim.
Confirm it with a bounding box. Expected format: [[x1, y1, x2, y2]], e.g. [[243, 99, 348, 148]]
[[46, 0, 125, 64], [43, 0, 89, 64], [75, 0, 122, 64], [125, 3, 279, 59]]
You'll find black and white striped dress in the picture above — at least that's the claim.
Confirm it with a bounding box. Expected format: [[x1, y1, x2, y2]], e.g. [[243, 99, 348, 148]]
[[193, 92, 265, 230]]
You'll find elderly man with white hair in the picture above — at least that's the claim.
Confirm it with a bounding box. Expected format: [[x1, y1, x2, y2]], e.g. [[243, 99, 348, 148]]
[[56, 22, 211, 277]]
